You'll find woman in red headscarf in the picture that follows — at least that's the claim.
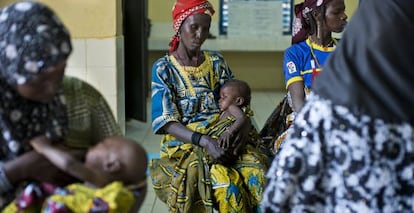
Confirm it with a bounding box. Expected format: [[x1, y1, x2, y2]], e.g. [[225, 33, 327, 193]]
[[150, 0, 269, 212], [260, 0, 347, 153]]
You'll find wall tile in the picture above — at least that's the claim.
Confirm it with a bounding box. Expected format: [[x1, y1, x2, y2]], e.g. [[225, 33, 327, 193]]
[[65, 67, 87, 80], [86, 66, 117, 96], [104, 95, 118, 121], [86, 38, 116, 67], [67, 39, 86, 69]]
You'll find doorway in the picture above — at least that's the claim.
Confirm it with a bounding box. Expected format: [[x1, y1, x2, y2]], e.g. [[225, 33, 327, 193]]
[[123, 0, 149, 122]]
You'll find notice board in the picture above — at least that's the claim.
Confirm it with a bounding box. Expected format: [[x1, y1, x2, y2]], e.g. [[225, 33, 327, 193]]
[[227, 0, 291, 38]]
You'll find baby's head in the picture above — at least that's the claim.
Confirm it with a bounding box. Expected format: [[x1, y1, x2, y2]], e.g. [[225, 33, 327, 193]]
[[85, 136, 147, 186], [219, 79, 251, 111]]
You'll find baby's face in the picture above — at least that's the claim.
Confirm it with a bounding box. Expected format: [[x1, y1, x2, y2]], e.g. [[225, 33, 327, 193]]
[[85, 140, 112, 173], [84, 137, 139, 184], [219, 86, 241, 111], [84, 138, 125, 175]]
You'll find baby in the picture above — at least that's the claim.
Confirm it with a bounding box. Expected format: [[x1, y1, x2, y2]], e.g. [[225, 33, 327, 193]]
[[207, 79, 252, 158], [4, 136, 147, 212]]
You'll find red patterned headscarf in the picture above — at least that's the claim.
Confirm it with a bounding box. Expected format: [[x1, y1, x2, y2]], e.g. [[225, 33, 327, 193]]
[[169, 0, 215, 53], [291, 0, 333, 44]]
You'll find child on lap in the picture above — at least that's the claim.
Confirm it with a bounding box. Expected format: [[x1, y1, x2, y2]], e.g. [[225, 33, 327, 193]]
[[4, 136, 147, 213]]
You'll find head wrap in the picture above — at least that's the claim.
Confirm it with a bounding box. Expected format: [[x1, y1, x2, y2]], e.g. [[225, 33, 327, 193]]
[[291, 0, 333, 44], [0, 1, 69, 160], [0, 1, 72, 86], [169, 0, 214, 53], [313, 0, 414, 124]]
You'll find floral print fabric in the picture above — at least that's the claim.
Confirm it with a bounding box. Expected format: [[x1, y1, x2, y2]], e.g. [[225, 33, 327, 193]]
[[0, 83, 67, 160], [262, 94, 414, 212]]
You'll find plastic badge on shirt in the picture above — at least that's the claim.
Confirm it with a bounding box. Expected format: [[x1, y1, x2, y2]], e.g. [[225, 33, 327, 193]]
[[287, 61, 297, 74]]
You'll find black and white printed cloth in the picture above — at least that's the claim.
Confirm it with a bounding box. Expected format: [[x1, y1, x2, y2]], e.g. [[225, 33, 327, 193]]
[[262, 94, 414, 212]]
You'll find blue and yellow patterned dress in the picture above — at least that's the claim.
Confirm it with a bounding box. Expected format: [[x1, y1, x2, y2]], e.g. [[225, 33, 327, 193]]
[[150, 51, 268, 213]]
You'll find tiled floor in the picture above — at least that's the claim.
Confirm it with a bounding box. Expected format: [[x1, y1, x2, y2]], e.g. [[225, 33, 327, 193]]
[[125, 91, 285, 213]]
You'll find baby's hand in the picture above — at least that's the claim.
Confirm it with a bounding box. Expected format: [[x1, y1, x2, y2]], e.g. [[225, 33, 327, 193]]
[[218, 131, 233, 150], [30, 135, 51, 153]]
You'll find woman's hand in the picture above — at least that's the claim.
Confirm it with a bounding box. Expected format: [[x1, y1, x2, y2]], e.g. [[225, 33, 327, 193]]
[[199, 135, 226, 160], [163, 122, 228, 160]]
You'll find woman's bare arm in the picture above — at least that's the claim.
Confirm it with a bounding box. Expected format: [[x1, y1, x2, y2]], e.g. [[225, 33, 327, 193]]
[[30, 136, 108, 187], [3, 147, 85, 187], [288, 81, 305, 112]]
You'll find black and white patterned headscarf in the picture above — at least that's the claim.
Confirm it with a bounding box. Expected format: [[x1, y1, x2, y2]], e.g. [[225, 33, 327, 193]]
[[0, 1, 72, 160], [0, 1, 72, 85]]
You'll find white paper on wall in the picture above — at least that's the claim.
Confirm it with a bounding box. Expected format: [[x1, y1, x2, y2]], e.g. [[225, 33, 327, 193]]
[[227, 0, 283, 38]]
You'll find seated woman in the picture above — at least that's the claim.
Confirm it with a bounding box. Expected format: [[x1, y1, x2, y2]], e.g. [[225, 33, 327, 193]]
[[4, 136, 147, 212], [260, 0, 347, 154], [2, 76, 148, 212], [0, 1, 72, 207], [149, 0, 269, 212], [0, 3, 146, 210]]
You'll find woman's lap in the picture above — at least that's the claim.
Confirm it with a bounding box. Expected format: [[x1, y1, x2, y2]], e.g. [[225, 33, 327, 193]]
[[211, 149, 267, 212], [150, 144, 267, 212]]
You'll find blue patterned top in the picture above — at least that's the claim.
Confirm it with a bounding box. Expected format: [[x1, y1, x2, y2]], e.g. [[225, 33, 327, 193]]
[[151, 51, 233, 134]]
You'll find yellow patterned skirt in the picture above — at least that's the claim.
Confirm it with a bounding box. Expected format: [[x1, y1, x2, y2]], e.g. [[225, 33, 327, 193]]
[[150, 114, 269, 213]]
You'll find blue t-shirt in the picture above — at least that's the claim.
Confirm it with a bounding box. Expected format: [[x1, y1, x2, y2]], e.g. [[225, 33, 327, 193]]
[[283, 38, 337, 89]]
